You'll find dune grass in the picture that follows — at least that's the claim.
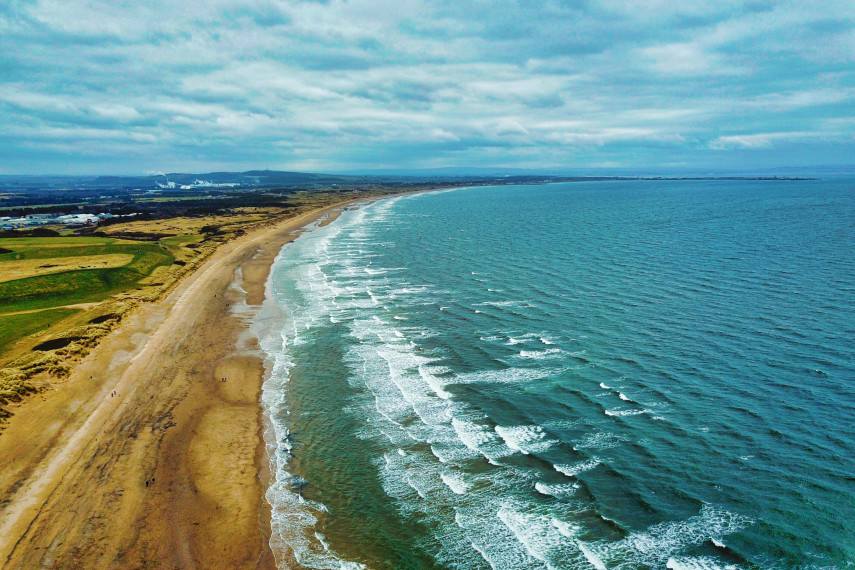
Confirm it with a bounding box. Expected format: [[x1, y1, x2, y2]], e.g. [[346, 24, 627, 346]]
[[0, 254, 135, 284], [160, 234, 204, 247], [0, 308, 80, 353]]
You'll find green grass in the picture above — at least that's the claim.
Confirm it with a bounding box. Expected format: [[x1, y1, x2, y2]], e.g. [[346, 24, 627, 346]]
[[0, 309, 80, 353], [0, 239, 174, 313], [0, 236, 136, 248], [1, 244, 155, 261], [125, 250, 173, 275]]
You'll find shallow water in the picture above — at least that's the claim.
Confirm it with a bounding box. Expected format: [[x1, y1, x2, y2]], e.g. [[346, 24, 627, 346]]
[[256, 180, 855, 569]]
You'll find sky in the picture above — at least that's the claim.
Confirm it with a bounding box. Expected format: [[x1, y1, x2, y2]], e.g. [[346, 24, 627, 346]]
[[1, 0, 854, 175]]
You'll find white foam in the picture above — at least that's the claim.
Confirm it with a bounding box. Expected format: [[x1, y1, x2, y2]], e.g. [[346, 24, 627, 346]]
[[476, 300, 524, 307], [574, 432, 625, 451], [405, 476, 428, 499], [451, 417, 510, 462], [451, 366, 562, 386], [554, 459, 601, 477], [428, 445, 449, 462], [605, 408, 651, 417], [518, 348, 564, 359], [607, 504, 752, 567], [480, 335, 503, 342], [497, 505, 592, 569], [550, 518, 580, 538], [535, 481, 579, 498], [495, 425, 559, 455], [456, 510, 543, 570], [314, 532, 330, 551], [418, 364, 453, 399], [496, 507, 553, 565], [579, 543, 608, 570], [258, 231, 374, 570], [666, 557, 733, 570], [441, 471, 474, 495], [552, 519, 611, 570]]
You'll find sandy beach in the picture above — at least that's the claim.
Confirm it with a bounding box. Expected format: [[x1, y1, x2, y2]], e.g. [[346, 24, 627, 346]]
[[0, 204, 347, 569]]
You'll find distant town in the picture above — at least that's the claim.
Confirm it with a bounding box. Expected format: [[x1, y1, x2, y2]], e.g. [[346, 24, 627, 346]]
[[155, 179, 240, 190]]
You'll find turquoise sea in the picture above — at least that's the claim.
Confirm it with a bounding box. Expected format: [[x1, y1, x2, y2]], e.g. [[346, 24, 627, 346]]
[[254, 180, 854, 569]]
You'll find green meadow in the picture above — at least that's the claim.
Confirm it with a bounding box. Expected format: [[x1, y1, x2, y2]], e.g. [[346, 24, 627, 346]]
[[0, 236, 175, 352], [0, 308, 79, 353]]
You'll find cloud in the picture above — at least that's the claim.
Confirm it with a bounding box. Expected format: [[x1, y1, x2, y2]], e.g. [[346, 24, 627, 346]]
[[749, 88, 855, 111], [709, 132, 812, 149], [642, 42, 723, 75], [0, 0, 853, 173]]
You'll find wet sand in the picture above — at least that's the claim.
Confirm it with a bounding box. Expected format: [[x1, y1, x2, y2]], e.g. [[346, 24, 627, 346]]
[[0, 204, 346, 569]]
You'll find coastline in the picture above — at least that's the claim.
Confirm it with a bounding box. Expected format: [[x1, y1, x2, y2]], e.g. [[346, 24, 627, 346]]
[[0, 202, 351, 568]]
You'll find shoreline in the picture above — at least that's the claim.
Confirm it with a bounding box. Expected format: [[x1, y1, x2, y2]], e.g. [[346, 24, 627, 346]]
[[0, 201, 353, 568]]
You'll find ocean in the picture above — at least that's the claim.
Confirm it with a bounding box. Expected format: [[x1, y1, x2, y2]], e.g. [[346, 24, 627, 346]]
[[253, 179, 854, 569]]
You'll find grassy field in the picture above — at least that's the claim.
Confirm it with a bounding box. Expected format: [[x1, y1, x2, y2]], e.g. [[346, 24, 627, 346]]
[[0, 237, 174, 313], [0, 254, 134, 283], [0, 308, 80, 353]]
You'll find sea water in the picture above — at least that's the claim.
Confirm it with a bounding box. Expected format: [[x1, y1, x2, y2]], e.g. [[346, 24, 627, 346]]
[[254, 180, 854, 569]]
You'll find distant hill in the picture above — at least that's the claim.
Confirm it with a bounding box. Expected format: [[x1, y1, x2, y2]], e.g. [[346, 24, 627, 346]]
[[92, 170, 358, 189], [0, 170, 361, 191], [333, 166, 558, 177]]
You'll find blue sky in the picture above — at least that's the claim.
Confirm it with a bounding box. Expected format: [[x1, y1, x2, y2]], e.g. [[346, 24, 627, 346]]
[[1, 0, 854, 174]]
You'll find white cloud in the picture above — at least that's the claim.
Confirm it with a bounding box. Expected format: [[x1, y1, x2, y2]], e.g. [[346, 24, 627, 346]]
[[641, 42, 730, 75], [749, 88, 855, 111], [0, 0, 854, 172], [709, 132, 812, 149], [91, 105, 142, 123]]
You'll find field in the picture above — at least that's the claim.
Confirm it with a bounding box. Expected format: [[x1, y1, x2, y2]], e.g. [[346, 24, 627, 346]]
[[0, 308, 79, 353], [0, 237, 175, 313], [0, 254, 135, 283]]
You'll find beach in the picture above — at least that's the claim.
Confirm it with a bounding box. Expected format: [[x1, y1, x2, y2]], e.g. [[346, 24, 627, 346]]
[[0, 204, 345, 569]]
